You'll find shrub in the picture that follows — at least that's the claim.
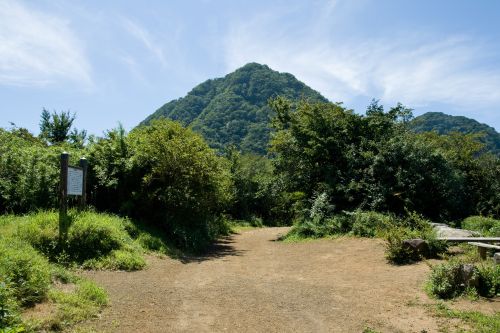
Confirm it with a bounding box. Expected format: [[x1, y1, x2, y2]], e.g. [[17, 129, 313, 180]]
[[384, 227, 422, 264], [384, 226, 447, 264], [128, 119, 233, 251], [462, 216, 500, 236], [350, 211, 395, 237], [0, 129, 84, 215], [0, 238, 51, 306], [426, 260, 464, 299], [476, 263, 500, 298], [426, 260, 499, 299]]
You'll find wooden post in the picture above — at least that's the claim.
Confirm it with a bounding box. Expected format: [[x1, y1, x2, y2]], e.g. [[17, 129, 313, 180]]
[[59, 152, 69, 246], [79, 157, 88, 210]]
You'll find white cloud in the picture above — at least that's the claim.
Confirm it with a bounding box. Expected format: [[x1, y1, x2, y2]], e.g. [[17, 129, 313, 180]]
[[0, 0, 92, 88], [223, 4, 500, 111], [121, 18, 168, 69]]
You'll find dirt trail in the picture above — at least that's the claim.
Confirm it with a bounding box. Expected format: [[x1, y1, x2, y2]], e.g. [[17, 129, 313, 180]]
[[80, 227, 496, 333]]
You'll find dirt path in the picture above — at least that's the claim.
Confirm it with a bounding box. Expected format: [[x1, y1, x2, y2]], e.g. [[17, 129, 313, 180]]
[[80, 227, 495, 332]]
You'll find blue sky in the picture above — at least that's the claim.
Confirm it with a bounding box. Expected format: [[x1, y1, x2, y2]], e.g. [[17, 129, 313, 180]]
[[1, 0, 500, 135]]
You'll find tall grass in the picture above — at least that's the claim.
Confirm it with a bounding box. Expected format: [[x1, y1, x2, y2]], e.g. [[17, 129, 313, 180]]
[[1, 210, 146, 271]]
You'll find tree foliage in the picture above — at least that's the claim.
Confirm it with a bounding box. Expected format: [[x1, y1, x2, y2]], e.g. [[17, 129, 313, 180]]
[[269, 98, 500, 221], [39, 109, 86, 147]]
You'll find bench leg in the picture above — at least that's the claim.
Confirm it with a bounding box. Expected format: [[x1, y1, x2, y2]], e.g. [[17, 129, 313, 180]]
[[478, 247, 487, 260]]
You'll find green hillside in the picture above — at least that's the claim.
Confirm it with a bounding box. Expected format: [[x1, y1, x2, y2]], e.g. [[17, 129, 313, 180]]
[[141, 63, 328, 154], [410, 112, 500, 155]]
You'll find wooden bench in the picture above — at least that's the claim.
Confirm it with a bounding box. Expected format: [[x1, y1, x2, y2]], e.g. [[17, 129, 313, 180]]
[[467, 242, 500, 260], [437, 237, 500, 243]]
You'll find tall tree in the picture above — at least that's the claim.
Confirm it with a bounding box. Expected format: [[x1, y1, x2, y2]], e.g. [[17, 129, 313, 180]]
[[39, 109, 76, 144]]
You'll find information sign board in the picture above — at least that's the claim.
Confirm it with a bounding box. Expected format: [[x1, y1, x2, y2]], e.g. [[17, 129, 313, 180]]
[[67, 167, 83, 196]]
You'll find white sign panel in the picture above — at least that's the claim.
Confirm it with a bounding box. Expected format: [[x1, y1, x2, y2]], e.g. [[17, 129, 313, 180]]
[[67, 167, 83, 196]]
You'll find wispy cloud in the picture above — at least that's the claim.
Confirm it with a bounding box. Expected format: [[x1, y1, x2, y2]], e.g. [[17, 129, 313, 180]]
[[223, 2, 500, 112], [121, 18, 168, 69], [0, 0, 92, 88]]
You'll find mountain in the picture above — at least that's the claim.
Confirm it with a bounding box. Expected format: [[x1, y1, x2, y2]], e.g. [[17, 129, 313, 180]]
[[410, 112, 500, 155], [140, 63, 328, 154]]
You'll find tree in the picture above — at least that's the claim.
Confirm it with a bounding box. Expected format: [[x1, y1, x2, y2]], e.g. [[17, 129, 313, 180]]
[[128, 119, 233, 250], [39, 109, 76, 144]]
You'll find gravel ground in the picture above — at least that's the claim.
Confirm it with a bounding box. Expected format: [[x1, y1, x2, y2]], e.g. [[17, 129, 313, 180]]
[[79, 227, 498, 333]]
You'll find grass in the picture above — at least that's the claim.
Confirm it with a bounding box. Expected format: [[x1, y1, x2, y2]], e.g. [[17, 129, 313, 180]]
[[25, 274, 108, 332], [0, 210, 149, 271], [0, 246, 108, 332], [431, 302, 500, 333], [0, 210, 152, 332], [228, 219, 263, 233]]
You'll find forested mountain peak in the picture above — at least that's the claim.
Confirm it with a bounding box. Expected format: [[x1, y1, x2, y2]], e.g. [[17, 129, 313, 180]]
[[140, 63, 328, 154], [410, 112, 500, 155]]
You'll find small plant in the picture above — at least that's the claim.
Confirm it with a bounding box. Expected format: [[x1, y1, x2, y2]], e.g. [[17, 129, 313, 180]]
[[384, 227, 421, 264], [426, 260, 464, 299], [384, 221, 447, 265], [309, 192, 334, 221]]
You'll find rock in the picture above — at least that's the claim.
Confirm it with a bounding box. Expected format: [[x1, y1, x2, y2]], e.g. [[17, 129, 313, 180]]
[[430, 222, 479, 238], [459, 264, 479, 288], [402, 239, 429, 258], [494, 253, 500, 264]]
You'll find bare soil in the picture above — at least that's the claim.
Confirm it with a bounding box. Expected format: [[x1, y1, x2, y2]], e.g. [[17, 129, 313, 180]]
[[79, 227, 499, 333]]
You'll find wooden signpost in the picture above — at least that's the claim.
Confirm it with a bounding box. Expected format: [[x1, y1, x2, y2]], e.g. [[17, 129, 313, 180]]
[[59, 152, 88, 246]]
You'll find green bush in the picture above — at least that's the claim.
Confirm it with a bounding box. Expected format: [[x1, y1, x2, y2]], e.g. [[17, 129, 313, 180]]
[[0, 129, 84, 215], [384, 226, 447, 264], [477, 263, 500, 298], [462, 216, 500, 236], [384, 227, 421, 264], [427, 260, 499, 299], [426, 260, 464, 299], [128, 119, 233, 251], [350, 211, 395, 237], [0, 238, 51, 306]]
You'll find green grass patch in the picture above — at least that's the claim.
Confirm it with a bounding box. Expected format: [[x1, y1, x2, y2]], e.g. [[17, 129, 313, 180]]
[[26, 277, 108, 332], [0, 210, 148, 271], [0, 238, 51, 306], [431, 302, 500, 333], [228, 218, 264, 233]]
